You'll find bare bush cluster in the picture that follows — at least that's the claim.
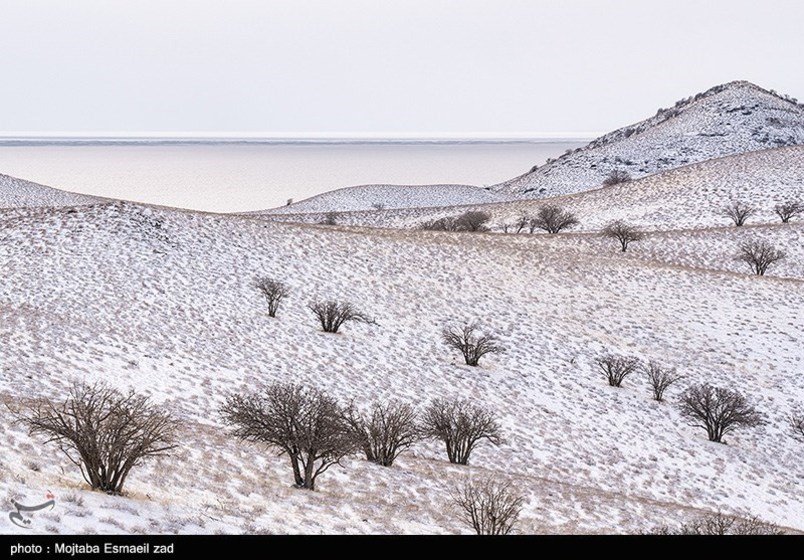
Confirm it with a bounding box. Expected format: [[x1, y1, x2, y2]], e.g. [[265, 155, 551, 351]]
[[310, 300, 376, 333], [529, 205, 579, 234], [442, 323, 503, 366], [344, 401, 420, 467], [420, 211, 491, 232], [602, 169, 632, 186], [20, 383, 177, 494], [644, 362, 683, 402], [220, 383, 357, 490], [255, 277, 289, 318], [735, 239, 785, 276], [649, 511, 784, 535], [603, 221, 644, 252], [596, 354, 640, 387], [679, 384, 763, 443], [774, 200, 803, 223], [421, 398, 503, 465], [452, 478, 524, 535], [722, 201, 756, 227]]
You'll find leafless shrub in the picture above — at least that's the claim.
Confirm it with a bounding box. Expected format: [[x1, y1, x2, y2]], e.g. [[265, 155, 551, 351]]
[[735, 239, 785, 276], [255, 277, 289, 318], [679, 384, 763, 443], [319, 212, 338, 226], [603, 221, 644, 252], [649, 511, 784, 535], [344, 400, 420, 466], [603, 169, 632, 186], [644, 362, 683, 402], [722, 201, 756, 226], [441, 323, 503, 367], [790, 412, 804, 441], [596, 354, 640, 387], [19, 383, 177, 494], [420, 216, 459, 231], [515, 213, 531, 234], [774, 200, 804, 223], [530, 205, 579, 234], [421, 398, 503, 465], [371, 202, 386, 210], [220, 383, 357, 490], [309, 300, 376, 333], [452, 477, 524, 535]]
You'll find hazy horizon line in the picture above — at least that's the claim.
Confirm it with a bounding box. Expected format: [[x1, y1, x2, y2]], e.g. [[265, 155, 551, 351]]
[[0, 131, 599, 141]]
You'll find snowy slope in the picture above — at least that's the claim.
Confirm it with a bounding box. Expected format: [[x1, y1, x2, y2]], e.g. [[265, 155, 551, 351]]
[[0, 173, 101, 208], [1, 201, 803, 534], [494, 81, 804, 198], [268, 146, 804, 233], [254, 183, 512, 214]]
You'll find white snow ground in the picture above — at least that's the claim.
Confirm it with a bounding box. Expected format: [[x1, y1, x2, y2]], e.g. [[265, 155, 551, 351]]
[[254, 183, 512, 214], [0, 174, 102, 209], [1, 199, 803, 535]]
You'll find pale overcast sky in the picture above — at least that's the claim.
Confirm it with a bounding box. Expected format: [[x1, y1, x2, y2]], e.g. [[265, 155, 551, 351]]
[[0, 0, 801, 136]]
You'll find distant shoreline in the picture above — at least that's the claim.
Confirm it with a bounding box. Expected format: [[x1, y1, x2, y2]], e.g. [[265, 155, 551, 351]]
[[0, 137, 593, 147]]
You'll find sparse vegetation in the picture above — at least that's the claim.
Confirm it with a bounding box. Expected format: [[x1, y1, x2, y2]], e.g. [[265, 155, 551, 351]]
[[596, 354, 640, 388], [679, 384, 763, 443], [603, 170, 632, 186], [735, 239, 785, 276], [603, 221, 644, 252], [530, 205, 579, 234], [420, 211, 491, 232], [441, 323, 503, 366], [648, 511, 784, 535], [722, 201, 756, 227], [644, 362, 683, 402], [309, 300, 376, 333], [790, 413, 804, 441], [422, 398, 503, 465], [220, 383, 357, 490], [255, 277, 289, 318], [452, 477, 524, 535], [774, 200, 803, 223], [344, 400, 420, 467], [319, 212, 338, 226], [20, 382, 177, 495]]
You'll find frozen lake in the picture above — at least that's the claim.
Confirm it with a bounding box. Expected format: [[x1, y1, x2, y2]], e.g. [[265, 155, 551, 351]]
[[0, 140, 587, 212]]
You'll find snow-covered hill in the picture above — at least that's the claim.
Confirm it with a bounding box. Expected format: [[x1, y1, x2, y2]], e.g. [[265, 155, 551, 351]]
[[254, 183, 512, 214], [1, 201, 802, 534], [267, 146, 804, 233], [0, 173, 101, 208], [494, 81, 804, 198]]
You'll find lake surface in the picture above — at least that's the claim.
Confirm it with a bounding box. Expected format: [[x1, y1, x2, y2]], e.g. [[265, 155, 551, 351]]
[[0, 141, 587, 212]]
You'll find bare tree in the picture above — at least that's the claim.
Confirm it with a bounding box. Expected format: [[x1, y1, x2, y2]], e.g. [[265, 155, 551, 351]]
[[420, 216, 459, 231], [220, 383, 357, 490], [319, 212, 338, 226], [442, 323, 503, 367], [255, 277, 289, 318], [603, 221, 644, 252], [644, 362, 683, 402], [452, 477, 524, 535], [530, 205, 579, 234], [649, 511, 784, 535], [344, 400, 420, 466], [20, 383, 177, 494], [596, 354, 640, 387], [514, 213, 531, 234], [421, 398, 503, 465], [774, 200, 804, 223], [722, 201, 756, 227], [603, 170, 632, 186], [735, 239, 786, 276], [679, 384, 763, 443], [498, 222, 513, 234], [309, 300, 376, 333], [790, 412, 804, 441]]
